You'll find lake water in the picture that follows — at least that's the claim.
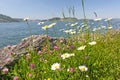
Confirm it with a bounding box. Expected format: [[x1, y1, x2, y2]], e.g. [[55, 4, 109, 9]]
[[0, 20, 120, 48]]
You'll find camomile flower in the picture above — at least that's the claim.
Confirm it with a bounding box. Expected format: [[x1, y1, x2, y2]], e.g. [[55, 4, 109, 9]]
[[38, 22, 44, 25], [94, 18, 102, 21], [70, 31, 76, 35], [108, 26, 113, 29], [77, 45, 86, 50], [88, 41, 96, 45], [104, 18, 112, 21], [79, 65, 88, 72], [24, 18, 29, 21], [51, 63, 60, 70], [48, 23, 56, 28], [71, 22, 78, 27], [92, 28, 97, 32], [42, 25, 49, 30], [64, 29, 76, 34], [65, 23, 71, 26], [61, 53, 75, 59], [101, 26, 106, 29]]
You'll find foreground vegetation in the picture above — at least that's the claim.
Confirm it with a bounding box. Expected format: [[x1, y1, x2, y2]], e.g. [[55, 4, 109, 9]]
[[1, 28, 120, 80]]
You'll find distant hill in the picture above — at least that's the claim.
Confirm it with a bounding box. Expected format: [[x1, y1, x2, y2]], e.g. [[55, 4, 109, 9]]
[[48, 17, 78, 22], [0, 14, 22, 22]]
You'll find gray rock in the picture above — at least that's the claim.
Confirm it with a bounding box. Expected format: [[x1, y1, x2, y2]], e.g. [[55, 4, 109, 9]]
[[0, 35, 65, 70]]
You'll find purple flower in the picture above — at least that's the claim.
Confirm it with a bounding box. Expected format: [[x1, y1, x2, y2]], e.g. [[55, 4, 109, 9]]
[[38, 50, 42, 54], [53, 46, 59, 50], [6, 45, 12, 49], [8, 50, 14, 55], [5, 58, 12, 63], [69, 45, 75, 49], [13, 76, 19, 80], [30, 64, 35, 69], [67, 67, 75, 73], [2, 67, 9, 74]]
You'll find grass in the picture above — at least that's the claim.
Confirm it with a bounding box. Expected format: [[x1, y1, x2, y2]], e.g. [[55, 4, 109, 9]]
[[1, 29, 120, 80]]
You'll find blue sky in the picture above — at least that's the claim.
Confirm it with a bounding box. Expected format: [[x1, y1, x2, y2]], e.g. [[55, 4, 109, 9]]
[[0, 0, 120, 19]]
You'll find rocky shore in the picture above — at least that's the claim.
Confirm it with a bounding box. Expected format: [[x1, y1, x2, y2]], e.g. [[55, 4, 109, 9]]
[[0, 35, 65, 70]]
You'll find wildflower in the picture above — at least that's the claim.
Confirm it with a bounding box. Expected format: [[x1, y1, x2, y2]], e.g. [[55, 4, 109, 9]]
[[67, 67, 75, 73], [38, 50, 42, 54], [30, 64, 35, 69], [77, 45, 86, 50], [69, 45, 75, 49], [70, 31, 76, 34], [2, 67, 9, 74], [8, 50, 14, 55], [51, 63, 60, 70], [64, 29, 76, 34], [88, 41, 96, 45], [28, 73, 32, 77], [61, 53, 75, 59], [42, 25, 49, 30], [65, 23, 71, 26], [86, 75, 89, 78], [101, 26, 106, 29], [94, 18, 102, 21], [104, 18, 112, 21], [64, 30, 71, 34], [5, 58, 12, 63], [92, 28, 97, 32], [48, 23, 56, 28], [71, 22, 78, 27], [6, 45, 11, 49], [44, 60, 48, 63], [108, 26, 112, 29], [38, 22, 44, 25], [60, 39, 64, 43], [13, 76, 19, 80], [53, 46, 59, 50], [79, 65, 88, 72], [24, 18, 29, 21]]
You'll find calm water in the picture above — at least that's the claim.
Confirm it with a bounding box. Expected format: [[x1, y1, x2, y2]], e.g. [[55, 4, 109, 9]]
[[0, 20, 120, 48]]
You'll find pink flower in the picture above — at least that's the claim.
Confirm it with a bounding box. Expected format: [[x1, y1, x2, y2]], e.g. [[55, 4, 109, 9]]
[[38, 50, 42, 54], [60, 40, 64, 43], [8, 50, 14, 55], [5, 58, 12, 63], [47, 36, 51, 39], [53, 46, 59, 50], [67, 67, 75, 73], [13, 76, 19, 80], [2, 67, 9, 74], [69, 45, 75, 49], [30, 64, 35, 69], [28, 73, 32, 77], [6, 45, 12, 49]]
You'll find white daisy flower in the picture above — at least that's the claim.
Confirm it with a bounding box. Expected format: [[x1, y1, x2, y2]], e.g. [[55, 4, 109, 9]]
[[88, 41, 96, 45], [51, 63, 60, 70], [79, 65, 88, 72], [77, 45, 86, 50]]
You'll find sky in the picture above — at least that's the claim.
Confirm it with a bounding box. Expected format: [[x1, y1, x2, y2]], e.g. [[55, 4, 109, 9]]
[[0, 0, 120, 19]]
